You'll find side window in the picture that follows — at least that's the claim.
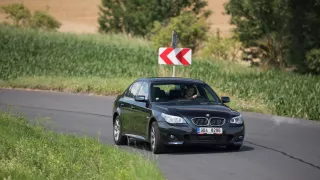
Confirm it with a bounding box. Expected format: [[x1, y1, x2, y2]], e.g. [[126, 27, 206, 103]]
[[137, 82, 149, 99], [125, 82, 142, 98]]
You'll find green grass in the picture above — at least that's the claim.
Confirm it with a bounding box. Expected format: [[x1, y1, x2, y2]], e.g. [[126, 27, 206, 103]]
[[0, 76, 136, 95], [0, 76, 269, 114], [186, 60, 320, 120], [0, 25, 158, 80], [0, 25, 319, 120], [0, 111, 165, 180]]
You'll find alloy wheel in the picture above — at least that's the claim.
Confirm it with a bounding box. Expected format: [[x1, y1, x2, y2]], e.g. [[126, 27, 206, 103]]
[[151, 126, 156, 150], [114, 119, 120, 141]]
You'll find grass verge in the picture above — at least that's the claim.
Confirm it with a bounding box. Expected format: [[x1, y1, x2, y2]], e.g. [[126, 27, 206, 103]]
[[0, 111, 165, 180], [0, 76, 270, 114], [0, 76, 136, 96]]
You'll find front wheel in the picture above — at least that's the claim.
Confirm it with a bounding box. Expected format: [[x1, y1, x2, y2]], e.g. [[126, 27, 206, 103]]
[[150, 121, 166, 154], [113, 116, 127, 145]]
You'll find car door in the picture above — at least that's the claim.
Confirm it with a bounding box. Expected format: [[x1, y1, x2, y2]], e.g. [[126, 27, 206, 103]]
[[120, 81, 142, 135], [131, 81, 152, 138]]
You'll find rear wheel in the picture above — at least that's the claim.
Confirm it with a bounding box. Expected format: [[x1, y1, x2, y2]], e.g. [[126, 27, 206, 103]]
[[113, 116, 127, 145], [150, 121, 166, 154]]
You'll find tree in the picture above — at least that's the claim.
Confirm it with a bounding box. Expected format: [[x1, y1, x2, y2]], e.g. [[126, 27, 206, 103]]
[[224, 0, 320, 73], [149, 11, 209, 52], [285, 0, 320, 73], [224, 0, 290, 68], [98, 0, 211, 37]]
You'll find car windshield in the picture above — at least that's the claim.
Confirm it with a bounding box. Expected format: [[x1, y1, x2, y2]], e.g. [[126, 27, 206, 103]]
[[150, 82, 221, 104]]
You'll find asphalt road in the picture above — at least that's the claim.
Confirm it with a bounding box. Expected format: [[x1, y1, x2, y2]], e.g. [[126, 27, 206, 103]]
[[1, 88, 320, 180]]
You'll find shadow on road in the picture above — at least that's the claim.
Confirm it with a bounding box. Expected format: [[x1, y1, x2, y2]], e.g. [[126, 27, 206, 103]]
[[164, 144, 254, 155], [126, 138, 254, 155]]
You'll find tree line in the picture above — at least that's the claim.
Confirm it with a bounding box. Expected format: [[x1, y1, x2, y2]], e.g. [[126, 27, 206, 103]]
[[98, 0, 320, 75]]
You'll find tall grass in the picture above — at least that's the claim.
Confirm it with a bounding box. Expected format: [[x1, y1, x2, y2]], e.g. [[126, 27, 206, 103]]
[[0, 25, 158, 80], [0, 25, 319, 120], [188, 61, 320, 120], [0, 111, 165, 180]]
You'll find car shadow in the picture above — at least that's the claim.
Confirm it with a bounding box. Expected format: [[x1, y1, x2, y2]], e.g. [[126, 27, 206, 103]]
[[165, 144, 254, 155], [126, 138, 152, 151], [126, 138, 254, 155]]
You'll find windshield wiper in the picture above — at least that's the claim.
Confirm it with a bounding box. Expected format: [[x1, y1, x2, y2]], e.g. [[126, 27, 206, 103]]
[[199, 100, 219, 104]]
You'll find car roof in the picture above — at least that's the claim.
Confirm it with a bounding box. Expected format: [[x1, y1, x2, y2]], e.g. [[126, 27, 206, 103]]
[[136, 77, 205, 84]]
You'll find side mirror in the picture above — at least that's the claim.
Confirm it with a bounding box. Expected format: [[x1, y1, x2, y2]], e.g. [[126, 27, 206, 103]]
[[134, 95, 147, 102], [221, 96, 230, 103]]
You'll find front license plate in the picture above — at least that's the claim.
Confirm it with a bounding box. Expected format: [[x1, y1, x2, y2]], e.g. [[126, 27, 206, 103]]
[[197, 127, 223, 134]]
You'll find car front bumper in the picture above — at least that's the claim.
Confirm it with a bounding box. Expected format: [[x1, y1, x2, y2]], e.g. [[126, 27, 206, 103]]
[[157, 121, 245, 146]]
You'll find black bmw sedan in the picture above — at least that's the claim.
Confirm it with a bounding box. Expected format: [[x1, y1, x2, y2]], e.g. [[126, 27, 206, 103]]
[[112, 77, 245, 154]]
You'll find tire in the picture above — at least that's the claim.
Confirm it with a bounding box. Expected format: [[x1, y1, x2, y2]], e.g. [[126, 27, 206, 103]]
[[226, 144, 242, 151], [150, 121, 166, 154], [113, 116, 127, 145]]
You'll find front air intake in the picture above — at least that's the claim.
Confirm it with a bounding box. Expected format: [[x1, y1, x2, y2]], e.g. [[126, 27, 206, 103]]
[[191, 117, 225, 126], [209, 117, 225, 126], [191, 117, 209, 126]]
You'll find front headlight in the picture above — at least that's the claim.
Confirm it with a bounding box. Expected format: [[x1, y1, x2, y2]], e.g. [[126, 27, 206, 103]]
[[161, 113, 186, 124], [230, 114, 244, 124]]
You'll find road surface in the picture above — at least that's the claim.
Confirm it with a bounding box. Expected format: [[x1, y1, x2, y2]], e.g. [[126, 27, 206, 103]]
[[1, 89, 320, 180]]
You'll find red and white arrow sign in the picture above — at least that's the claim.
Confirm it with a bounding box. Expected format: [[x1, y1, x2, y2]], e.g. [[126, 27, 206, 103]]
[[158, 47, 192, 66]]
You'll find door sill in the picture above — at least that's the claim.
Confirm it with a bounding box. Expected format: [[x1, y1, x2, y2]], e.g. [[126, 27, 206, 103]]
[[125, 134, 147, 141]]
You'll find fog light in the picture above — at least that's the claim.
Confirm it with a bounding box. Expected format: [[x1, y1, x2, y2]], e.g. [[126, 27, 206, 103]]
[[238, 136, 243, 140], [169, 135, 178, 141]]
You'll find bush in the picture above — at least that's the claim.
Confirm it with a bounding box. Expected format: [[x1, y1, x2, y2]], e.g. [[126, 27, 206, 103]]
[[201, 30, 242, 61], [1, 3, 60, 31], [149, 12, 209, 52], [30, 10, 61, 31], [306, 49, 320, 74], [256, 33, 287, 69], [1, 3, 31, 26]]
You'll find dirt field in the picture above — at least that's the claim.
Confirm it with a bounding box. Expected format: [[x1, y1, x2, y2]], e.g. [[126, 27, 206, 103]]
[[0, 0, 233, 36], [206, 0, 235, 36]]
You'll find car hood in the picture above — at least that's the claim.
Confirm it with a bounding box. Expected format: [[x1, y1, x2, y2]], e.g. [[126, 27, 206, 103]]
[[153, 102, 239, 120]]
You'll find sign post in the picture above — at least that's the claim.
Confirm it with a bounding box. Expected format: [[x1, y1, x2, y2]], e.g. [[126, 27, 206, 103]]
[[171, 31, 178, 77], [158, 31, 192, 77]]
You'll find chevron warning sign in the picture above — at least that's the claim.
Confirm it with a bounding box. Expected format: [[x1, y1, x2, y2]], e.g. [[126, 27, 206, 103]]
[[158, 47, 192, 66]]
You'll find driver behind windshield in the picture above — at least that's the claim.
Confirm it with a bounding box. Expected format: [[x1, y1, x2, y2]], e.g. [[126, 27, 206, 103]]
[[183, 85, 199, 99]]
